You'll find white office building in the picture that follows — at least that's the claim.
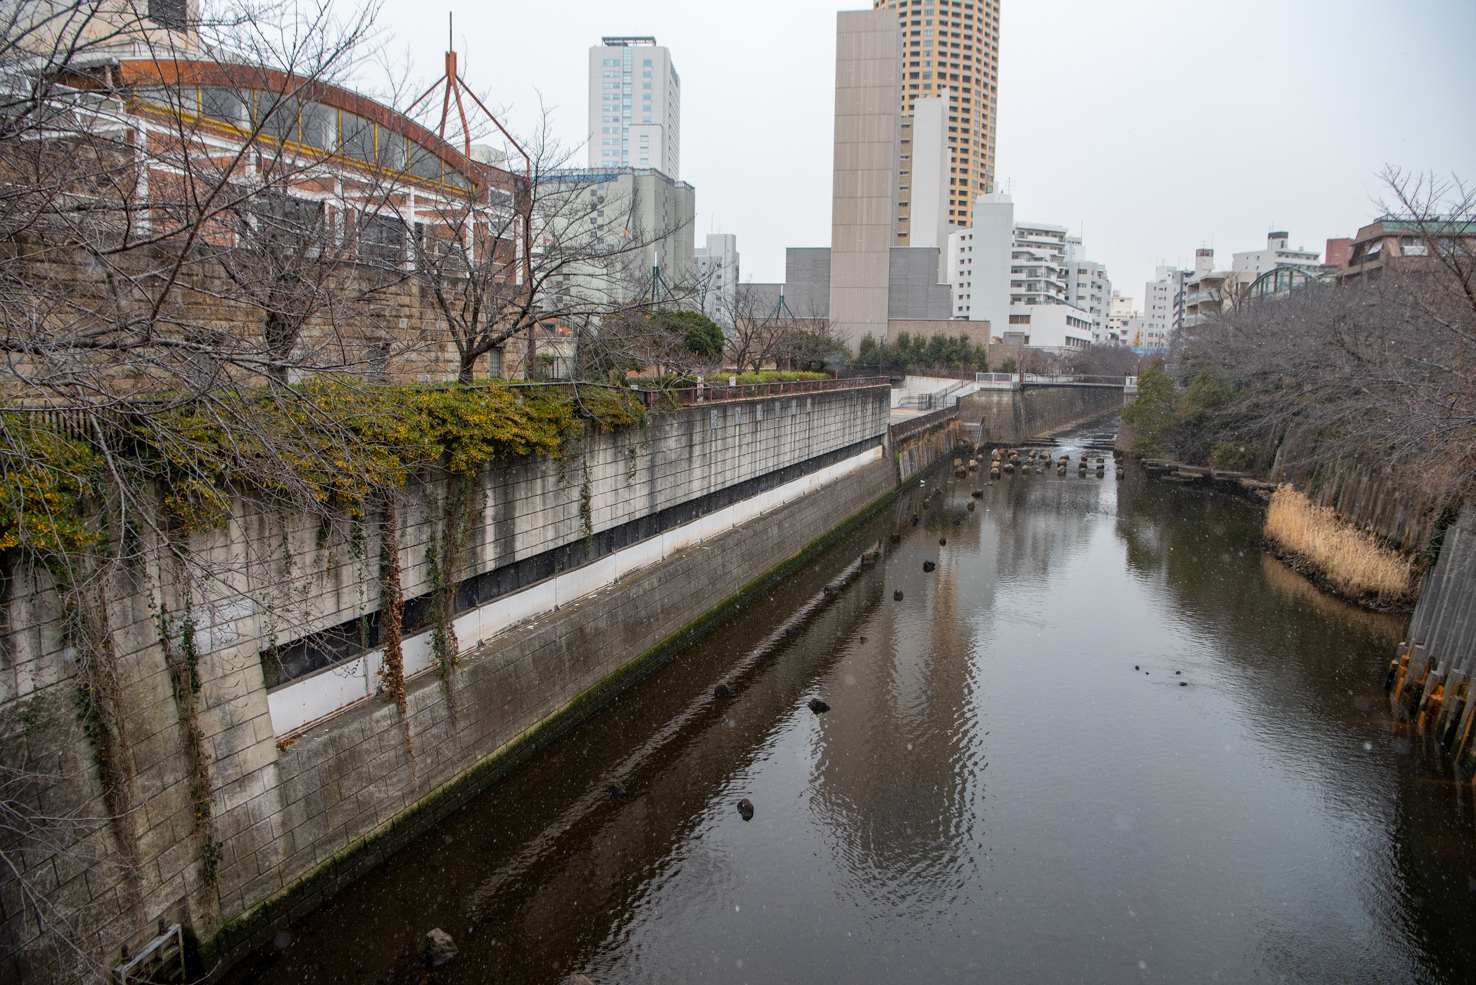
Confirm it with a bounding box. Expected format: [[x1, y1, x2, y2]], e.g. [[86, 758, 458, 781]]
[[1143, 265, 1185, 349], [1232, 231, 1321, 276], [588, 37, 680, 178], [1065, 259, 1111, 343], [694, 233, 740, 327], [947, 195, 1095, 350], [947, 192, 1014, 329], [899, 97, 951, 264]]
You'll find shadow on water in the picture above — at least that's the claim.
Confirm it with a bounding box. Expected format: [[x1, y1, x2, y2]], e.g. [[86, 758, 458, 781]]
[[226, 414, 1476, 985]]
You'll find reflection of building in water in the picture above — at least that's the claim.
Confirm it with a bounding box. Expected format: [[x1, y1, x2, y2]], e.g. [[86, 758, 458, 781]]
[[809, 488, 993, 899], [810, 476, 1113, 896]]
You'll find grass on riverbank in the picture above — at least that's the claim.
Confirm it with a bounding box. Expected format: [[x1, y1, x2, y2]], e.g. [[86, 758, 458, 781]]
[[1264, 486, 1419, 603]]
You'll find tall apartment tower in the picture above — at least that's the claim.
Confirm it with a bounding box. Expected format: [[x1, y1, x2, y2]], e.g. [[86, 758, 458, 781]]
[[874, 0, 1000, 242], [588, 37, 680, 178]]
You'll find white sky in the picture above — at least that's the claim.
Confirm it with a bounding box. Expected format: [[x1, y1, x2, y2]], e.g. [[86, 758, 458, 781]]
[[374, 0, 1475, 306]]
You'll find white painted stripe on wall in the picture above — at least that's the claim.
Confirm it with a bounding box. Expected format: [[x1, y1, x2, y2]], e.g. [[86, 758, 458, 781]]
[[267, 444, 885, 736]]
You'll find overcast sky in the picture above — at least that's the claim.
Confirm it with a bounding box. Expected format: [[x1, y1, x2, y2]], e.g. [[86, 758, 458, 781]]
[[374, 0, 1475, 305]]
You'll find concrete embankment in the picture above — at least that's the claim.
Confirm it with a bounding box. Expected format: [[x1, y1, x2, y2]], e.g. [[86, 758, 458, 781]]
[[0, 383, 966, 981], [957, 382, 1126, 446]]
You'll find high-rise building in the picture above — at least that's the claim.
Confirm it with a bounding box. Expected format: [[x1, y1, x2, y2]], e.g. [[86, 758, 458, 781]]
[[945, 197, 1097, 350], [946, 192, 1011, 327], [874, 0, 1000, 242], [536, 167, 696, 311], [694, 233, 740, 326], [588, 37, 680, 178], [1143, 265, 1186, 349], [828, 9, 901, 349], [1064, 258, 1111, 343]]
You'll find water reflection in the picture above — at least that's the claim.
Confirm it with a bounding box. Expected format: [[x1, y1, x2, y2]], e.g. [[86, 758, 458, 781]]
[[226, 417, 1476, 985]]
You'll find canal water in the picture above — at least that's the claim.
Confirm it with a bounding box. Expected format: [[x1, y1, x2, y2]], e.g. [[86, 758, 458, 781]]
[[229, 416, 1476, 985]]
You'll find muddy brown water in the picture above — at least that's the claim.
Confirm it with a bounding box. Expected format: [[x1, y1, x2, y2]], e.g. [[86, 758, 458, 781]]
[[225, 416, 1476, 985]]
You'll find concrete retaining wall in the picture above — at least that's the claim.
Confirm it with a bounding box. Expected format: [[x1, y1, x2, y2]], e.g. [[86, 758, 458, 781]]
[[208, 451, 899, 967], [896, 423, 963, 482], [0, 386, 898, 983], [957, 383, 1124, 445]]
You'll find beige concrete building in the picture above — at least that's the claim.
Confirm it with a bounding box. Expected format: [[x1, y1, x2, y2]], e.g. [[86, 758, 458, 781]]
[[828, 9, 904, 349], [876, 0, 1001, 239]]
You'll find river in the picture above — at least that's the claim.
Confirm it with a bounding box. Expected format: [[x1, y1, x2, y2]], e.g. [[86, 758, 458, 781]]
[[227, 416, 1476, 985]]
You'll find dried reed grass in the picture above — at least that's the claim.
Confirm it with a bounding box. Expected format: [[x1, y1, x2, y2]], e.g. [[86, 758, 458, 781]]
[[1264, 486, 1419, 601]]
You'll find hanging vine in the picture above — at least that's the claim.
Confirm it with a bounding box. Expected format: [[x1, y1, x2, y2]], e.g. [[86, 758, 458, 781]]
[[425, 472, 480, 700], [377, 497, 415, 784], [61, 572, 139, 884], [580, 461, 594, 559], [156, 580, 222, 888]]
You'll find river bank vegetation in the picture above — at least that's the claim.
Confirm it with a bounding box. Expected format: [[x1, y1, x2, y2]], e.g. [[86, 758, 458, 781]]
[[1122, 171, 1474, 577], [1264, 486, 1420, 605]]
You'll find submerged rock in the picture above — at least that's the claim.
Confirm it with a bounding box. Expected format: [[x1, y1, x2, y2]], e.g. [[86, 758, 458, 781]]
[[890, 533, 903, 543], [714, 683, 736, 699], [808, 697, 831, 714], [607, 782, 628, 798], [424, 929, 458, 968], [894, 589, 905, 601], [737, 798, 755, 821]]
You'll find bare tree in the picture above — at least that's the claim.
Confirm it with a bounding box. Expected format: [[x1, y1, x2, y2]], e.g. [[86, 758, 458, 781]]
[[1170, 169, 1475, 500], [410, 115, 693, 383]]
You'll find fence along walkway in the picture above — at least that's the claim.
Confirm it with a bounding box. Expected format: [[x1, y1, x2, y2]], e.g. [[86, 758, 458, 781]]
[[631, 376, 892, 409], [1388, 504, 1476, 771]]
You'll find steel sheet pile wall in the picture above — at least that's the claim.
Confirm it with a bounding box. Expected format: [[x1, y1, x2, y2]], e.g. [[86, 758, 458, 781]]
[[1388, 505, 1476, 767]]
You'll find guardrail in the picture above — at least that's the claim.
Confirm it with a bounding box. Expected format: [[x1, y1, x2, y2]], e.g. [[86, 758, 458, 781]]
[[890, 405, 958, 442], [974, 373, 1136, 387], [631, 376, 893, 409], [898, 378, 969, 410]]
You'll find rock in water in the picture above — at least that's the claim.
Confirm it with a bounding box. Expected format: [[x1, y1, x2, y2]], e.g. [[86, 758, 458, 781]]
[[890, 533, 902, 543], [737, 798, 755, 821], [607, 782, 628, 798], [569, 976, 597, 985], [714, 683, 736, 699], [923, 560, 936, 572], [424, 928, 458, 968], [938, 537, 947, 546], [911, 513, 920, 525], [808, 697, 831, 714], [893, 589, 904, 601], [967, 501, 975, 512]]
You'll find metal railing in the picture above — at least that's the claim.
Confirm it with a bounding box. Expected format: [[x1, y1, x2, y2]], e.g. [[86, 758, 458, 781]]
[[973, 372, 1135, 388], [630, 376, 892, 409], [898, 378, 969, 410], [890, 405, 958, 442]]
